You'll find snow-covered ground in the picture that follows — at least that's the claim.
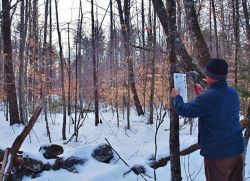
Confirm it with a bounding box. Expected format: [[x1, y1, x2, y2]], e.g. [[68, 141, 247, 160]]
[[0, 108, 249, 181]]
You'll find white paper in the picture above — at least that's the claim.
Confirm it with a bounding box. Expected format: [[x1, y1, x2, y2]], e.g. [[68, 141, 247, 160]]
[[174, 73, 188, 103]]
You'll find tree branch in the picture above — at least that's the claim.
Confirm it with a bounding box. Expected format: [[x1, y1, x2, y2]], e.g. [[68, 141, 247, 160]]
[[149, 143, 200, 169]]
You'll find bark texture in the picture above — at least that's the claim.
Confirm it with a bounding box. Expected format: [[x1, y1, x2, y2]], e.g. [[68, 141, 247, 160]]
[[1, 0, 20, 125]]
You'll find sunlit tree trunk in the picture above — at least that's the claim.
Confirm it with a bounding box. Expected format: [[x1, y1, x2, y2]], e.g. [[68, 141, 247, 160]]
[[1, 0, 20, 125]]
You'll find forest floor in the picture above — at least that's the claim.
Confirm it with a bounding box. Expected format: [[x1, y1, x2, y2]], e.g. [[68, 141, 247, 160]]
[[0, 107, 249, 181]]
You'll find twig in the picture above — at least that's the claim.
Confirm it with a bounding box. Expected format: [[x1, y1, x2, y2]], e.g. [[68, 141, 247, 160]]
[[125, 42, 169, 54], [105, 138, 148, 181], [128, 149, 139, 160]]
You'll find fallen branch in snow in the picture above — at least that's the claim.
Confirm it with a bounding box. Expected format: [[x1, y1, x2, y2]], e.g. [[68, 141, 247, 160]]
[[0, 105, 43, 181], [105, 138, 148, 181], [149, 143, 200, 169], [0, 148, 11, 181]]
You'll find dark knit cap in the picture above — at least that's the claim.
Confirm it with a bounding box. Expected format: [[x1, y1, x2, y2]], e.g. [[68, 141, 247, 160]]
[[204, 58, 228, 80]]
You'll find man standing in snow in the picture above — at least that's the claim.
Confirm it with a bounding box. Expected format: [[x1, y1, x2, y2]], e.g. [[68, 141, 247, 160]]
[[171, 59, 244, 181]]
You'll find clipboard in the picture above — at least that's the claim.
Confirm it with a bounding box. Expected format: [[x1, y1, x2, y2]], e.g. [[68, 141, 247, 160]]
[[174, 73, 188, 103]]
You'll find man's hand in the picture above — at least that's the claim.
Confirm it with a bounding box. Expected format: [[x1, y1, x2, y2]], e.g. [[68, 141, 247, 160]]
[[194, 83, 204, 96], [171, 88, 180, 98]]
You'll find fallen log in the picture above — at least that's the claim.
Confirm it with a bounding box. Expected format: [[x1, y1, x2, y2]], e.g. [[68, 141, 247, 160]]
[[149, 143, 200, 169], [0, 105, 43, 181]]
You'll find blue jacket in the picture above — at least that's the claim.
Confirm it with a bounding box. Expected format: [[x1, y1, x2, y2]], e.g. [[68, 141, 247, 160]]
[[173, 79, 244, 159]]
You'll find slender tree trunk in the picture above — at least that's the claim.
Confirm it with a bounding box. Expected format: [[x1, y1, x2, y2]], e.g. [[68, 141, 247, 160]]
[[167, 0, 182, 179], [109, 0, 114, 107], [32, 0, 39, 111], [148, 5, 156, 125], [116, 0, 144, 116], [74, 38, 78, 141], [209, 0, 213, 53], [48, 0, 53, 108], [91, 0, 100, 126], [242, 0, 250, 93], [232, 0, 239, 88], [141, 0, 146, 112], [23, 0, 30, 123], [1, 0, 20, 125], [55, 0, 67, 140], [211, 0, 219, 57], [67, 23, 71, 117], [78, 0, 84, 118], [242, 0, 250, 44], [42, 0, 51, 143], [18, 0, 26, 124], [219, 0, 226, 58]]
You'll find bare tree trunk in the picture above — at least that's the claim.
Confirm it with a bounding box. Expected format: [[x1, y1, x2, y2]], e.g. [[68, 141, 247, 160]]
[[91, 0, 100, 126], [209, 0, 212, 53], [167, 0, 182, 180], [116, 0, 144, 116], [48, 0, 53, 109], [242, 0, 250, 95], [109, 0, 114, 107], [219, 0, 226, 58], [152, 0, 205, 78], [232, 0, 239, 88], [242, 0, 250, 44], [141, 0, 146, 112], [183, 0, 211, 68], [78, 0, 84, 119], [18, 0, 26, 124], [113, 18, 120, 127], [23, 0, 30, 123], [211, 0, 219, 57], [42, 0, 51, 143], [74, 39, 78, 141], [67, 23, 71, 117], [1, 0, 20, 125], [55, 0, 67, 140], [148, 5, 156, 125], [32, 0, 39, 111]]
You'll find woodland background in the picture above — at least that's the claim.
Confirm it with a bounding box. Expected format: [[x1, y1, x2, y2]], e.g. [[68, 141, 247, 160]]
[[0, 0, 250, 180]]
